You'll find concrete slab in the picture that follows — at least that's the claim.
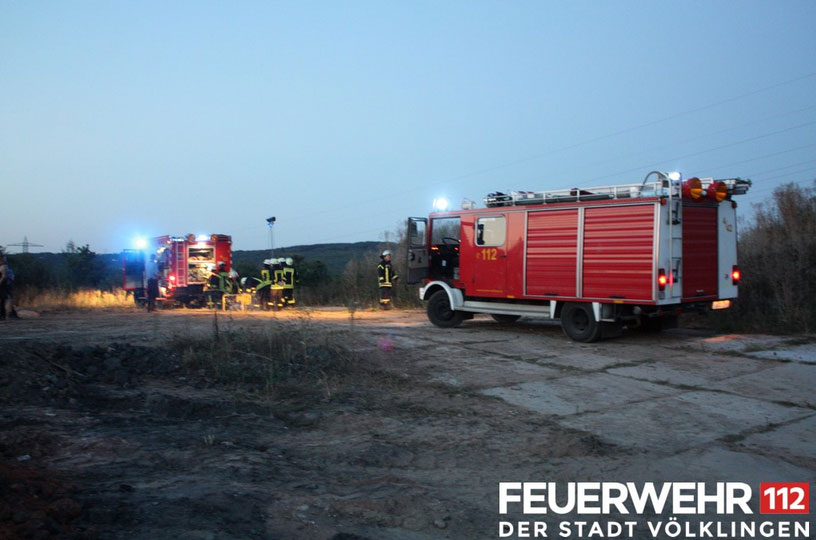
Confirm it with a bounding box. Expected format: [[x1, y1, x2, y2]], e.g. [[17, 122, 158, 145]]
[[606, 445, 816, 485], [702, 363, 816, 408], [740, 414, 816, 466], [479, 373, 678, 416], [459, 337, 578, 364], [532, 352, 627, 372], [558, 391, 812, 453], [608, 354, 769, 387], [599, 446, 816, 522], [427, 356, 564, 388], [684, 334, 790, 354], [747, 343, 816, 364]]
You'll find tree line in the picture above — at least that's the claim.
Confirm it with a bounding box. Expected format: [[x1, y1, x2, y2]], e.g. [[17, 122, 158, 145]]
[[2, 241, 418, 309], [5, 182, 814, 328]]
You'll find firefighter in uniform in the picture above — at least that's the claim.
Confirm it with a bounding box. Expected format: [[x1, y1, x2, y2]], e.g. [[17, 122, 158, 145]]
[[205, 262, 232, 308], [0, 253, 19, 320], [271, 258, 285, 309], [377, 250, 398, 309], [282, 257, 297, 307], [228, 270, 240, 294], [257, 259, 273, 310], [146, 271, 160, 312]]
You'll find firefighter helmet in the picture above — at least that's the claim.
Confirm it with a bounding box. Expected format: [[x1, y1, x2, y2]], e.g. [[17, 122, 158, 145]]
[[218, 261, 226, 270], [229, 270, 238, 279], [263, 259, 271, 265], [278, 257, 285, 264], [382, 250, 392, 257], [285, 257, 293, 266]]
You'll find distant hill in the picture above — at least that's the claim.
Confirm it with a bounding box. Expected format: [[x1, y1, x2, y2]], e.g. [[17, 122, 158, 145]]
[[233, 241, 381, 275]]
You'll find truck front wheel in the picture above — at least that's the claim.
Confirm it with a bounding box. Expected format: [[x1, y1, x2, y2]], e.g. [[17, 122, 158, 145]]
[[427, 290, 464, 328], [561, 302, 602, 342]]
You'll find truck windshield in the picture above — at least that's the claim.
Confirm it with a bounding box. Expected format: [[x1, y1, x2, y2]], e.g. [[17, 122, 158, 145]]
[[431, 217, 460, 244]]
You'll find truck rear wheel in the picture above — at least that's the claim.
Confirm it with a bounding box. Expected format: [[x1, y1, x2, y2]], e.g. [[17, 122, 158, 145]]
[[491, 314, 521, 324], [427, 290, 464, 328], [133, 288, 146, 307], [561, 302, 602, 343]]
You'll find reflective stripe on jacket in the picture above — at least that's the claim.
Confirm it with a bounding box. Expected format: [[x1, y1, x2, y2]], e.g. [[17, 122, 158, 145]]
[[377, 261, 397, 287], [272, 267, 284, 290], [282, 267, 296, 289]]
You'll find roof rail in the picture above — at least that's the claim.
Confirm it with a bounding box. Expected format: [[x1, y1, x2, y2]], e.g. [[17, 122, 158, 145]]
[[484, 177, 751, 208]]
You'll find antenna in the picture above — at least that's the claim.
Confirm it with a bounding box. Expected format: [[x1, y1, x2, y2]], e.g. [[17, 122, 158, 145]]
[[8, 236, 44, 253]]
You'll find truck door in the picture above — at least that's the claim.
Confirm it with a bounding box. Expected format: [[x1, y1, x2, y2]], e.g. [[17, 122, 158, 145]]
[[469, 215, 507, 297], [122, 249, 145, 291], [406, 217, 428, 284]]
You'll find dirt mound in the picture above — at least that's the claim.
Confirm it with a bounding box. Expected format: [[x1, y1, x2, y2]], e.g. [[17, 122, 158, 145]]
[[0, 461, 86, 539], [0, 342, 181, 409]]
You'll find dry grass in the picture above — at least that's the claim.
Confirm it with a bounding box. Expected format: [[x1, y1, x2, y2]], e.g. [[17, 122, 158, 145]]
[[16, 288, 133, 311], [173, 316, 358, 397]]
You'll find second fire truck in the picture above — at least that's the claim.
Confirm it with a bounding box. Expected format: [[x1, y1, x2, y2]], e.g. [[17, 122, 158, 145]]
[[123, 233, 233, 307], [407, 172, 750, 342]]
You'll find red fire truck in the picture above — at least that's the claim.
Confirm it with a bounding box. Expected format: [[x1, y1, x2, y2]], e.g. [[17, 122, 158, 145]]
[[407, 173, 751, 342], [122, 233, 232, 307]]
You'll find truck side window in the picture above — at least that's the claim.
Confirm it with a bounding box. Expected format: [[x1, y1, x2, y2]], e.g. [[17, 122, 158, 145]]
[[409, 220, 426, 247], [475, 216, 506, 246]]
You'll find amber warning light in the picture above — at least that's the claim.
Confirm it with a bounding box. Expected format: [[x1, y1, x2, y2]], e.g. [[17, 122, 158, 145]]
[[682, 177, 703, 200], [708, 181, 728, 202]]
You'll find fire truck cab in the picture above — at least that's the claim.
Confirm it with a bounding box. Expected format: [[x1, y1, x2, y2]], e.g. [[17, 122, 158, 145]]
[[123, 233, 232, 308], [407, 173, 750, 342]]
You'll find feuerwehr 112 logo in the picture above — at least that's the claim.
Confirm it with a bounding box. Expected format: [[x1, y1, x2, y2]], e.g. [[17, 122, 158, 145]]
[[498, 482, 810, 538]]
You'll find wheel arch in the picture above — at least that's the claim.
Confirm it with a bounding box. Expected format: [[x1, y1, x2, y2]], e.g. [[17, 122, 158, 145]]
[[420, 281, 464, 310]]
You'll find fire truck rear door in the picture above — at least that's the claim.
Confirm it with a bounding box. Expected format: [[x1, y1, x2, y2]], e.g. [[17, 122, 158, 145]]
[[122, 250, 145, 290], [682, 204, 719, 300], [406, 217, 428, 284], [470, 215, 507, 297]]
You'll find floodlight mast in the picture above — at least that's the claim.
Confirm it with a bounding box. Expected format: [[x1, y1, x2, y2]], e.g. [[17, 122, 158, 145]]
[[266, 216, 276, 258]]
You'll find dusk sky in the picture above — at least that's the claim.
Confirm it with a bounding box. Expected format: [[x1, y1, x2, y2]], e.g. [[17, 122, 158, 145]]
[[2, 1, 815, 253]]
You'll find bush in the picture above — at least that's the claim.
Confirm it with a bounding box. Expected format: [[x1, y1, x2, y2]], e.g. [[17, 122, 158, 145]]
[[709, 181, 816, 333]]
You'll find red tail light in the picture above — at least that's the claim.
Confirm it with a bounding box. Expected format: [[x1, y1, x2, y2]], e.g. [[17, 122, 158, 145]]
[[658, 269, 668, 291], [731, 265, 740, 285]]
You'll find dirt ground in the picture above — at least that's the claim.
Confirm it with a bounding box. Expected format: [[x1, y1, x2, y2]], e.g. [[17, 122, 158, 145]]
[[1, 308, 814, 540]]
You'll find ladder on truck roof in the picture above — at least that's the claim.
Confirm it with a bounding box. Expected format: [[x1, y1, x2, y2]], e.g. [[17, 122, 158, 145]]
[[484, 177, 751, 207]]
